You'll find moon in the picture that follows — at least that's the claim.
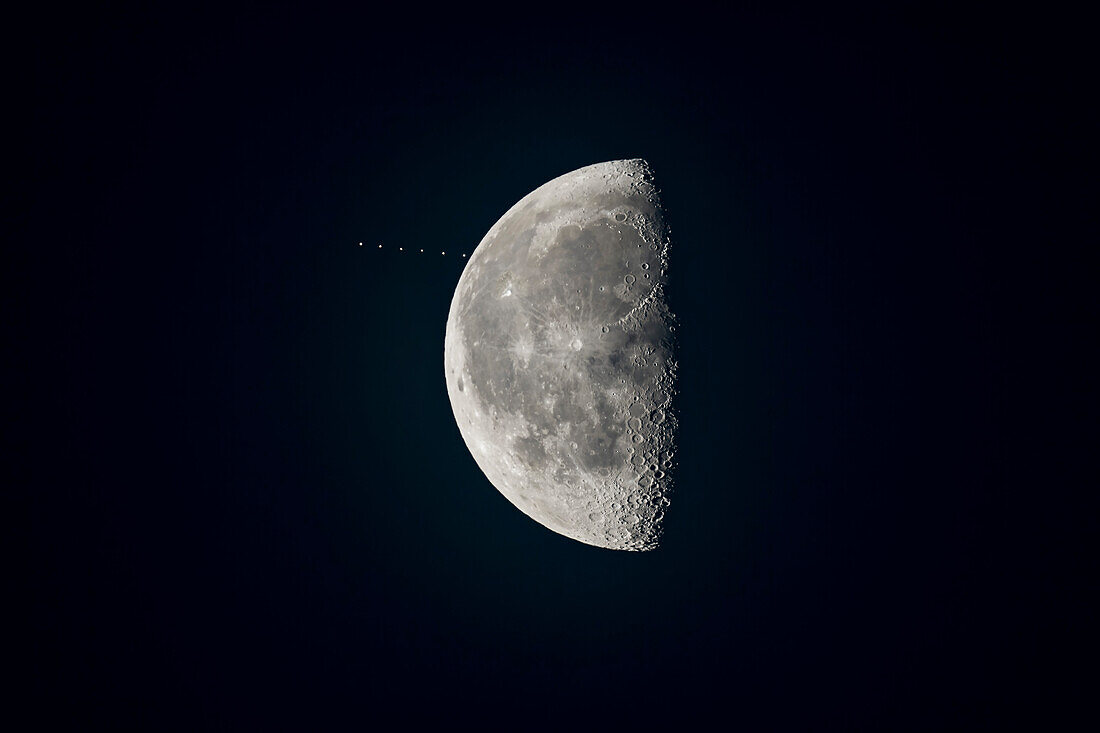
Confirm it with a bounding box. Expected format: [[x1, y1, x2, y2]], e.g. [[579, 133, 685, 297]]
[[444, 159, 678, 551]]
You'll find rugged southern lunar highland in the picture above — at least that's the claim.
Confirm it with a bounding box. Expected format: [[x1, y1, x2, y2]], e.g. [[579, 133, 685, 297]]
[[444, 159, 678, 551]]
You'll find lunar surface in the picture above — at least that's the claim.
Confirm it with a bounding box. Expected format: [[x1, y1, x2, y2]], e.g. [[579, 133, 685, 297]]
[[444, 159, 677, 551]]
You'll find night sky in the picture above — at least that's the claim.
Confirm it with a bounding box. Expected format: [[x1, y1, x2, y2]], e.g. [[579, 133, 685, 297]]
[[16, 5, 1089, 729]]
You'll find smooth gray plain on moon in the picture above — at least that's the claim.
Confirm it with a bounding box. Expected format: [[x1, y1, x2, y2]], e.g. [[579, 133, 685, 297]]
[[444, 159, 677, 551]]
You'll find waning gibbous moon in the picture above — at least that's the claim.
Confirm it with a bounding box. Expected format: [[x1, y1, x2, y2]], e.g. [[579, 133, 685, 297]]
[[444, 159, 678, 551]]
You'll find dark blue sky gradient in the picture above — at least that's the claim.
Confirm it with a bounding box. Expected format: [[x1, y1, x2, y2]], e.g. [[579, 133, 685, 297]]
[[15, 5, 1089, 729]]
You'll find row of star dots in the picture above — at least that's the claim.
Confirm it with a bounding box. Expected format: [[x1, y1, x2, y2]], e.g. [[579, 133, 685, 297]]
[[359, 242, 466, 257]]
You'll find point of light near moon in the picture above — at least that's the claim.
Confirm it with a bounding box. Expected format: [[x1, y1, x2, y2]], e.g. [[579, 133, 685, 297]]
[[358, 243, 467, 258]]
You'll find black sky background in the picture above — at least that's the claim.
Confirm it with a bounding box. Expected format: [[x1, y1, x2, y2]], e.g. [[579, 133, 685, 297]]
[[14, 4, 1092, 729]]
